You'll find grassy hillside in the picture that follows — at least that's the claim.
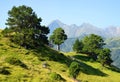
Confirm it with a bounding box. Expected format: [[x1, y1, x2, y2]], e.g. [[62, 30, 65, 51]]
[[59, 37, 120, 69], [65, 52, 120, 82], [0, 33, 71, 82], [0, 31, 120, 82]]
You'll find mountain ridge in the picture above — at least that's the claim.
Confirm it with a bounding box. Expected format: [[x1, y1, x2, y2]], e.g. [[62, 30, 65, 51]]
[[48, 20, 120, 69], [48, 20, 120, 38]]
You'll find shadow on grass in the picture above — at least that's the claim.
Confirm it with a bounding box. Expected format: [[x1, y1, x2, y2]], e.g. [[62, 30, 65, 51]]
[[32, 45, 72, 67], [79, 62, 108, 76], [73, 55, 107, 76], [106, 65, 120, 73], [73, 55, 120, 74], [73, 55, 92, 62], [0, 67, 11, 75]]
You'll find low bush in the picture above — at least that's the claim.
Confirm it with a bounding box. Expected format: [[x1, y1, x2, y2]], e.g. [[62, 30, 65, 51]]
[[49, 72, 65, 81], [69, 61, 80, 78]]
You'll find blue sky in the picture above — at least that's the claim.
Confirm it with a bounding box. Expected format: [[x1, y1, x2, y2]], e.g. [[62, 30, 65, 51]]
[[0, 0, 120, 29]]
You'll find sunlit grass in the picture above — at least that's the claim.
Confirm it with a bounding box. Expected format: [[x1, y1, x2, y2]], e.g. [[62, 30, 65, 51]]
[[0, 30, 120, 82], [65, 52, 120, 82], [0, 35, 72, 82]]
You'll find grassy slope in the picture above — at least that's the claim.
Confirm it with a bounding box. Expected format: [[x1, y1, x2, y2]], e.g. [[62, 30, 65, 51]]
[[65, 52, 120, 82], [0, 31, 120, 82], [0, 34, 72, 82]]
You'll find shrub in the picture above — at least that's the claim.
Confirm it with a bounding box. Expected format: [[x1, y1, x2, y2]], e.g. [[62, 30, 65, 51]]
[[69, 61, 80, 78], [50, 72, 65, 81]]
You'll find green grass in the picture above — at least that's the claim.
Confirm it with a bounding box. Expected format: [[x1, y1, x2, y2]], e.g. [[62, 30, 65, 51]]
[[0, 31, 120, 82], [0, 32, 72, 82], [65, 52, 120, 82]]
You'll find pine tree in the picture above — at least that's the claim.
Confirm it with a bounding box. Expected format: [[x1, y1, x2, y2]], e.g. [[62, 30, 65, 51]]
[[98, 48, 113, 66], [73, 39, 83, 53], [82, 34, 105, 60], [5, 5, 49, 48], [50, 28, 67, 51]]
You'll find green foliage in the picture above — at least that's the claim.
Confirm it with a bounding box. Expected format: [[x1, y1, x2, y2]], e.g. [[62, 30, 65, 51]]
[[49, 72, 65, 81], [73, 39, 83, 53], [82, 34, 105, 60], [5, 5, 49, 48], [6, 57, 28, 69], [50, 28, 67, 50], [98, 48, 113, 66], [1, 28, 12, 37], [69, 61, 80, 78], [0, 34, 120, 81], [72, 34, 113, 66]]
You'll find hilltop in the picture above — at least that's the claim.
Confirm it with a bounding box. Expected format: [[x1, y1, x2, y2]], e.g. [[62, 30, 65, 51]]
[[0, 31, 120, 82]]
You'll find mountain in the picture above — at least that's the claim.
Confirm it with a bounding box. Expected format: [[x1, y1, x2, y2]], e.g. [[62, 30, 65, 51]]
[[48, 20, 120, 38], [48, 20, 65, 33], [104, 26, 120, 38], [48, 20, 78, 37], [105, 38, 120, 68], [75, 23, 104, 38], [48, 20, 120, 69]]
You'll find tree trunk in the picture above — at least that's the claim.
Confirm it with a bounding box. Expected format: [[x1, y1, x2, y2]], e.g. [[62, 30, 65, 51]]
[[57, 44, 60, 51]]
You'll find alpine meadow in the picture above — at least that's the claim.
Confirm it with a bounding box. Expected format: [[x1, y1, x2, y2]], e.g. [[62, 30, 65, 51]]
[[1, 2, 120, 82]]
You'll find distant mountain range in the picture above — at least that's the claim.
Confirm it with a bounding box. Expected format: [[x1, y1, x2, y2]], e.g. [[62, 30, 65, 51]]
[[48, 20, 120, 38], [48, 20, 120, 69]]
